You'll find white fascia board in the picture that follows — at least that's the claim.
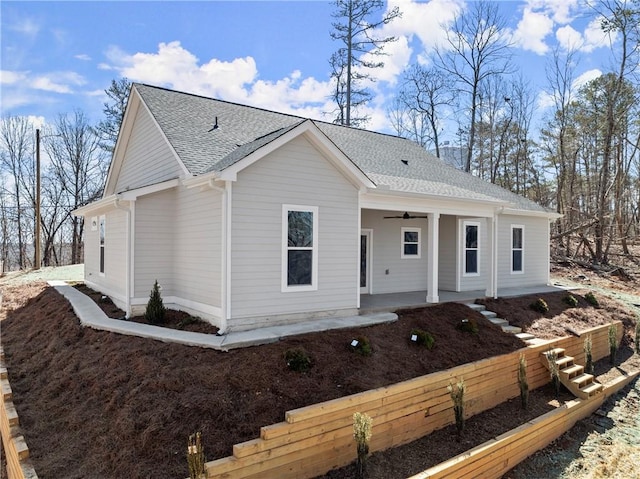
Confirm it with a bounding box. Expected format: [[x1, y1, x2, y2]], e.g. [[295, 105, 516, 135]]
[[119, 178, 180, 200], [216, 120, 375, 189], [500, 207, 562, 220], [360, 190, 504, 218], [73, 195, 121, 216], [103, 88, 140, 197], [182, 172, 221, 189]]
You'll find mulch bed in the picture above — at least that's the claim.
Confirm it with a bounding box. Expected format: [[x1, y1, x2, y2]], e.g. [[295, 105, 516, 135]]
[[0, 282, 636, 479], [73, 283, 219, 334]]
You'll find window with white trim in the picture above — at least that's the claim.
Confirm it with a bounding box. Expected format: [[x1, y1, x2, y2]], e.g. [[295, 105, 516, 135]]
[[282, 205, 318, 291], [99, 215, 106, 275], [463, 221, 479, 275], [401, 227, 421, 258], [511, 225, 524, 273]]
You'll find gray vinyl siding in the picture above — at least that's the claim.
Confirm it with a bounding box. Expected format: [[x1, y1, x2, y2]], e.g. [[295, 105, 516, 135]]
[[229, 135, 359, 323], [361, 209, 428, 294], [134, 189, 176, 297], [84, 208, 127, 301], [438, 215, 456, 291], [173, 187, 222, 308], [458, 218, 489, 291], [114, 105, 182, 193], [497, 215, 549, 287]]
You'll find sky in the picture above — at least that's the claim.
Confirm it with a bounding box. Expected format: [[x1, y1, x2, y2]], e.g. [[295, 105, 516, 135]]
[[0, 0, 619, 143]]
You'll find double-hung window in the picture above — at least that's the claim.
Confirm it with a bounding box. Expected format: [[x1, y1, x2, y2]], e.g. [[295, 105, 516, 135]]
[[99, 215, 106, 275], [463, 221, 479, 275], [401, 227, 421, 258], [511, 225, 524, 273], [283, 205, 318, 291]]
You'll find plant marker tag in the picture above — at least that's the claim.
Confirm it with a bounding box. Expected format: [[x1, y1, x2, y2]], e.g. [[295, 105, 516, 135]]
[[351, 339, 359, 347], [411, 334, 418, 342]]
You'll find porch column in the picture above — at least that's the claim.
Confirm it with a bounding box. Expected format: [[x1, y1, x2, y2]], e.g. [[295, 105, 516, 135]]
[[485, 211, 498, 298], [426, 212, 440, 303]]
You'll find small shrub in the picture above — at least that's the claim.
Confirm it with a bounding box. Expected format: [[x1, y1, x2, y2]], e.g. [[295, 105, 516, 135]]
[[145, 280, 166, 324], [187, 432, 205, 479], [350, 336, 372, 356], [284, 348, 312, 372], [635, 320, 640, 355], [608, 323, 618, 365], [530, 297, 549, 314], [448, 378, 466, 441], [585, 291, 599, 307], [353, 412, 373, 479], [562, 294, 578, 307], [410, 328, 435, 349], [456, 318, 479, 334], [546, 349, 561, 399], [518, 354, 529, 410], [584, 335, 593, 375]]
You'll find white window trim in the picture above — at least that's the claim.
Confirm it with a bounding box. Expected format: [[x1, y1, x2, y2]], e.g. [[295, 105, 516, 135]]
[[282, 205, 318, 292], [401, 227, 421, 259], [463, 221, 480, 277], [98, 215, 106, 277], [511, 224, 525, 274]]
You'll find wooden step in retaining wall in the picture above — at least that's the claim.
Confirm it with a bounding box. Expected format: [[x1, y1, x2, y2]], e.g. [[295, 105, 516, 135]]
[[406, 371, 638, 479], [201, 321, 623, 479]]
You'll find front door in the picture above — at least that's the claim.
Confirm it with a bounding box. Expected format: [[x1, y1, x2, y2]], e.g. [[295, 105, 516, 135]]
[[360, 229, 372, 294]]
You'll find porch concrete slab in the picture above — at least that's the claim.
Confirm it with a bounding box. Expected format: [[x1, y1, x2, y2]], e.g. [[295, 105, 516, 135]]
[[51, 282, 397, 351]]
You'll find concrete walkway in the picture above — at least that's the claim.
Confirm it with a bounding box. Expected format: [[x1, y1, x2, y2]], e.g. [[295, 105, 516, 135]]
[[50, 281, 398, 351]]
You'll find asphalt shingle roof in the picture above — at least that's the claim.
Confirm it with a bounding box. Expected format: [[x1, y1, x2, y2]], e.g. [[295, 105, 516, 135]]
[[135, 83, 548, 213]]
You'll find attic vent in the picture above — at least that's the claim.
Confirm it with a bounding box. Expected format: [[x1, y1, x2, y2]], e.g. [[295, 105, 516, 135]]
[[401, 159, 408, 165], [208, 117, 219, 132]]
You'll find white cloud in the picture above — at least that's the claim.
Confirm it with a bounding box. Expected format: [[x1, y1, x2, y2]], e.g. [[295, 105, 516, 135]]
[[511, 8, 554, 54], [523, 0, 581, 24], [0, 70, 28, 84], [556, 25, 583, 50], [573, 68, 602, 89], [75, 54, 92, 61], [30, 71, 86, 93], [556, 17, 612, 53], [9, 17, 40, 37]]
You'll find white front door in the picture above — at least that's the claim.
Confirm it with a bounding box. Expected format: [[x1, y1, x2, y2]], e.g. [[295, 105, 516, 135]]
[[360, 229, 372, 294]]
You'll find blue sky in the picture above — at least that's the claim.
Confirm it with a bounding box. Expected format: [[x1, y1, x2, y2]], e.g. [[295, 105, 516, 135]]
[[1, 0, 616, 140]]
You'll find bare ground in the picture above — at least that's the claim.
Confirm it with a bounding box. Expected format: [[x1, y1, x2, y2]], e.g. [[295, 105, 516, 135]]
[[0, 266, 638, 479]]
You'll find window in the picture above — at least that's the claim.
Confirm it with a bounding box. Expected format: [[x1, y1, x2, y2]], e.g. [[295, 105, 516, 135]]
[[511, 225, 524, 273], [463, 222, 479, 275], [99, 215, 105, 275], [401, 227, 421, 258], [283, 205, 318, 291]]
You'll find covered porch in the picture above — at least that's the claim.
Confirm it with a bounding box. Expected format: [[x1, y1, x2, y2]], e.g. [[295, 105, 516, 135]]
[[359, 284, 567, 314]]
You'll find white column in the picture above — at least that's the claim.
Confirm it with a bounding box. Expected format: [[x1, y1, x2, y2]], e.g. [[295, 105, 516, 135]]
[[426, 212, 440, 303], [485, 214, 495, 298]]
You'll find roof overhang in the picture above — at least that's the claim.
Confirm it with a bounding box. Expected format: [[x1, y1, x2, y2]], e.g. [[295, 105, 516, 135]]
[[499, 207, 562, 220]]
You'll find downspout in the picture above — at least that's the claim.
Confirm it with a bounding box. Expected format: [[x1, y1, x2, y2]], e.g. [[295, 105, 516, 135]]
[[208, 178, 229, 334], [114, 197, 132, 317]]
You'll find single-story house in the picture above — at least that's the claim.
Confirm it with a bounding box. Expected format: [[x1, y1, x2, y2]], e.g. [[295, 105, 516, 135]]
[[74, 83, 560, 333]]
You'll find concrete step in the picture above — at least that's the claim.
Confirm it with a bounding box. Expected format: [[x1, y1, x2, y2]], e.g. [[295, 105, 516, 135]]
[[502, 325, 522, 334], [466, 303, 486, 312], [480, 310, 497, 319], [489, 317, 509, 327], [515, 332, 535, 341]]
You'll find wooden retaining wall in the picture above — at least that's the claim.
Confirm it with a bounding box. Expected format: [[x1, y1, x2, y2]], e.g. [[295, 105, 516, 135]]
[[0, 347, 38, 479], [407, 371, 639, 479], [203, 322, 622, 479]]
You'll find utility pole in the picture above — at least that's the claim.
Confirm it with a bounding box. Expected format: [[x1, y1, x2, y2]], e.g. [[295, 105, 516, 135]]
[[34, 129, 41, 270]]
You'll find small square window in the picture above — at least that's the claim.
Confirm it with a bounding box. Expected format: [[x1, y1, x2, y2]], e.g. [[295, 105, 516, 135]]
[[401, 228, 421, 258]]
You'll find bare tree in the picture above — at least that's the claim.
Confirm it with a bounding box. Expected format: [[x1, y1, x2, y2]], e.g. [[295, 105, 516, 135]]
[[436, 0, 513, 172], [43, 110, 108, 264], [0, 115, 35, 269], [391, 65, 453, 156], [329, 0, 401, 127]]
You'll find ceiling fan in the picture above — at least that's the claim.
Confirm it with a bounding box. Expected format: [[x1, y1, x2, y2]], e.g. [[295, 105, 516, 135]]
[[383, 212, 429, 220]]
